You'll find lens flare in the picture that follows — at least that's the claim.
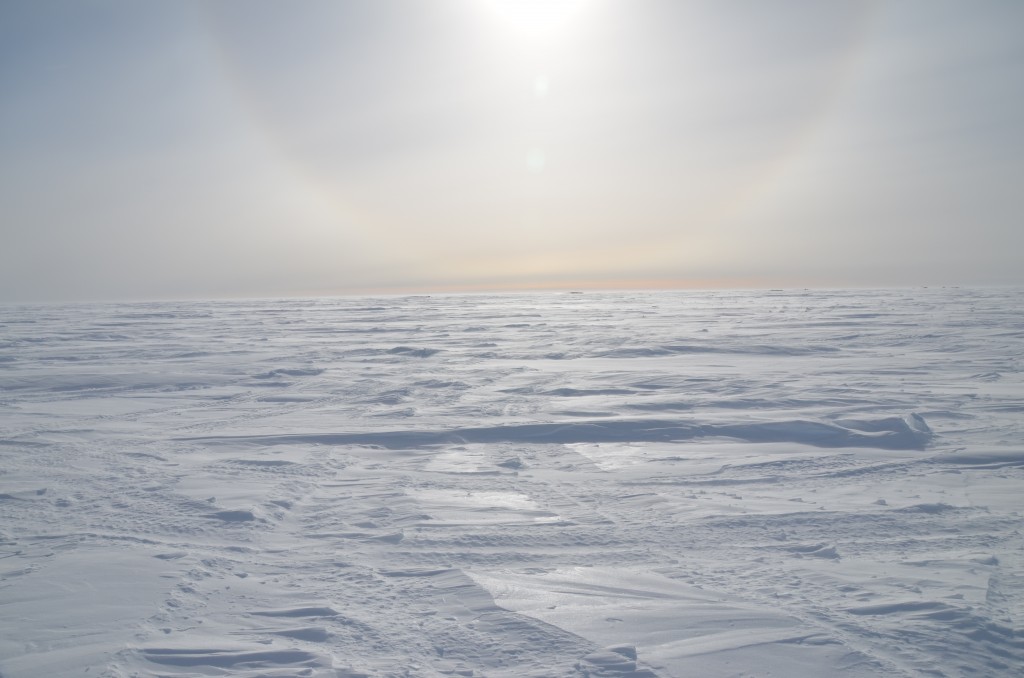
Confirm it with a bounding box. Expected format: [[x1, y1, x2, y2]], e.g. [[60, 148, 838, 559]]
[[526, 147, 546, 172]]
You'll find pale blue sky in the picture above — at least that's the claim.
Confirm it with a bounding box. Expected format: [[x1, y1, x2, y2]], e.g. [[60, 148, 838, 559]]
[[2, 0, 1022, 301]]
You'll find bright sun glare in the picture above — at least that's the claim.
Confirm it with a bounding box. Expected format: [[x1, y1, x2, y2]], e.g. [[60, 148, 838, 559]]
[[490, 0, 584, 37]]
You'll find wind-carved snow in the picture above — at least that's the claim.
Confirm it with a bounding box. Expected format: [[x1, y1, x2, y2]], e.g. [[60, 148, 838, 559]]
[[1, 288, 1022, 677], [412, 488, 564, 526]]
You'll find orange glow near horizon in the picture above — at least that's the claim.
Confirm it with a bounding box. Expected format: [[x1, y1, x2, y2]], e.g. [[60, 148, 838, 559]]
[[312, 275, 822, 298]]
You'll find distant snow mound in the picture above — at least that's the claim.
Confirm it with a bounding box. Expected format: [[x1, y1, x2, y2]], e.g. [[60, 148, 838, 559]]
[[930, 448, 1024, 467], [832, 413, 933, 450], [205, 509, 257, 522], [387, 346, 442, 358], [254, 366, 324, 379]]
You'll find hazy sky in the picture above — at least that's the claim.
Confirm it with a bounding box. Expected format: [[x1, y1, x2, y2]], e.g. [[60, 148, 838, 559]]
[[2, 0, 1022, 301]]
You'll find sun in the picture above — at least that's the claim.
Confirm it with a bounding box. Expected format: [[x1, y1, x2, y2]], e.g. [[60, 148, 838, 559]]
[[489, 0, 584, 38]]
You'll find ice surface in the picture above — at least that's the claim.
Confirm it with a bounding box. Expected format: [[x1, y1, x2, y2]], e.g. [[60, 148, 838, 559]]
[[1, 288, 1022, 676]]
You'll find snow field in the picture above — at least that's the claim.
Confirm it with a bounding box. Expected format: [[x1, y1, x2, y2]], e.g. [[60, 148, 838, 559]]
[[1, 288, 1022, 676]]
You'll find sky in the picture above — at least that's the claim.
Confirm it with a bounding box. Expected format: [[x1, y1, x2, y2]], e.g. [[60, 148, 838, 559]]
[[1, 0, 1022, 302]]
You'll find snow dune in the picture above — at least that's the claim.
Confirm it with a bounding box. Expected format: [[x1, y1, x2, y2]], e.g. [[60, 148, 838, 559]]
[[1, 287, 1022, 676], [183, 412, 933, 450]]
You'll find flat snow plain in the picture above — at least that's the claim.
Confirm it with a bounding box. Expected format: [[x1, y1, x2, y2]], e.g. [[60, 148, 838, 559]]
[[1, 288, 1022, 677]]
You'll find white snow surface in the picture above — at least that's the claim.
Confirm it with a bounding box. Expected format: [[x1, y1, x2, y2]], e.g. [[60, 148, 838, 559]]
[[1, 288, 1022, 677]]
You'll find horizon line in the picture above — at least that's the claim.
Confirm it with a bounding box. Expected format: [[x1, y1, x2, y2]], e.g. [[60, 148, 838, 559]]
[[4, 276, 1019, 305]]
